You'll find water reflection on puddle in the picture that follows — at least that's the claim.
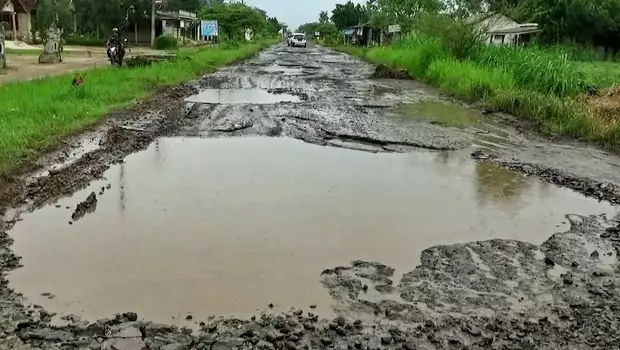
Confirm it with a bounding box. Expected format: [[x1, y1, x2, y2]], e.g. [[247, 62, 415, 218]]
[[8, 137, 617, 324], [393, 101, 522, 151], [185, 88, 301, 104]]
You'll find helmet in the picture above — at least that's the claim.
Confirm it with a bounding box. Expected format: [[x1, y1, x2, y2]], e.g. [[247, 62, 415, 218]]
[[112, 28, 118, 33]]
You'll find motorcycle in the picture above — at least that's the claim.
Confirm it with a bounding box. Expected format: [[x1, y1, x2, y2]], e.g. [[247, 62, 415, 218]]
[[108, 39, 127, 67]]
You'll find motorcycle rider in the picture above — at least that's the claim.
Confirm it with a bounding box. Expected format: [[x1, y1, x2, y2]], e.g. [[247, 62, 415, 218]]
[[105, 28, 125, 62]]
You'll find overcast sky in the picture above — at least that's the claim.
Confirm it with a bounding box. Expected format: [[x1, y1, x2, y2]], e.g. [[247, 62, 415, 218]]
[[242, 0, 364, 30]]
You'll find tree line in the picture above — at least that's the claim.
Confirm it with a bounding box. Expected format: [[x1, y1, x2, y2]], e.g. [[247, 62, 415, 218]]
[[30, 0, 283, 43], [298, 0, 620, 51]]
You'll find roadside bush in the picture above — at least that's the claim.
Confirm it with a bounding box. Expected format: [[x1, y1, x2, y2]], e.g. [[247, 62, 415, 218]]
[[65, 34, 106, 46], [155, 35, 178, 50], [425, 59, 514, 100], [220, 40, 241, 49], [390, 34, 448, 77], [415, 13, 485, 60], [473, 44, 591, 97]]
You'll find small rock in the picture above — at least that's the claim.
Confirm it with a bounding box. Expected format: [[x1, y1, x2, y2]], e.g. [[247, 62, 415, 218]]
[[287, 318, 299, 327], [268, 303, 274, 309], [284, 341, 297, 349], [185, 315, 193, 321], [562, 273, 574, 285], [102, 337, 146, 350], [393, 335, 405, 343], [124, 312, 138, 322], [591, 251, 600, 259], [241, 329, 255, 338], [402, 341, 416, 350], [354, 340, 363, 349], [303, 322, 315, 330], [381, 336, 392, 345], [161, 343, 188, 350], [362, 285, 369, 292], [281, 326, 293, 334], [288, 334, 300, 343], [544, 256, 555, 266], [113, 327, 142, 339], [571, 262, 579, 268], [199, 322, 206, 327], [293, 309, 303, 316], [334, 316, 346, 326], [265, 331, 282, 343], [336, 327, 347, 336], [309, 305, 316, 309], [321, 337, 333, 346]]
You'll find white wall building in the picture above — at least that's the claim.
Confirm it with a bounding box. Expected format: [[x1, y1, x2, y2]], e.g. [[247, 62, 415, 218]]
[[469, 13, 540, 46]]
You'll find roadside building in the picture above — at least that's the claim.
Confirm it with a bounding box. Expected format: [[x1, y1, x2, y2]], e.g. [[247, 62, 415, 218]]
[[469, 12, 540, 46], [343, 23, 382, 46], [0, 0, 35, 41]]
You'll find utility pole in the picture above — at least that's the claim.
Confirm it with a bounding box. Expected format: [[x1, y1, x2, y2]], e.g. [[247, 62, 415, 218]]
[[151, 0, 156, 47]]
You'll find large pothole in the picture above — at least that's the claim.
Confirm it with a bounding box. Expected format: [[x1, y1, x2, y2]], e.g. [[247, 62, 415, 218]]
[[7, 137, 616, 325]]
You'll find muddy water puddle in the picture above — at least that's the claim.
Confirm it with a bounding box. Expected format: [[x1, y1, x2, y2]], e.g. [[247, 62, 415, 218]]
[[394, 101, 522, 151], [8, 137, 618, 324], [186, 88, 301, 104]]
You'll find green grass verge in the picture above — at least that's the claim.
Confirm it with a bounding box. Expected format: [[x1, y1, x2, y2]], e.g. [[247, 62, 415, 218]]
[[329, 37, 620, 151], [0, 39, 278, 173], [5, 49, 42, 55]]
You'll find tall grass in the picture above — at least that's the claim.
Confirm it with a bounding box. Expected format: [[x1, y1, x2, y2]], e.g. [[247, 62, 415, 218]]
[[0, 40, 277, 173], [330, 33, 620, 150], [473, 44, 592, 97]]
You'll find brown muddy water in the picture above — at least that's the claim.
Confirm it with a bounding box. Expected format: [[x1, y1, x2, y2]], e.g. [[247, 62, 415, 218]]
[[8, 137, 618, 325]]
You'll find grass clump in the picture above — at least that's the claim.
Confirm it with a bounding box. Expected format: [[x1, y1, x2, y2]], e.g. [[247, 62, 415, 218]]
[[0, 40, 277, 173], [155, 35, 178, 50]]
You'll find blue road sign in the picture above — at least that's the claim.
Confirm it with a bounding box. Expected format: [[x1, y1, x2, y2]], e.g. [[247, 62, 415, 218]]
[[201, 20, 219, 37]]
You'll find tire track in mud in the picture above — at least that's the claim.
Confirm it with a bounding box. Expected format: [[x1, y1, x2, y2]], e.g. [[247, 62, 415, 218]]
[[0, 43, 619, 349]]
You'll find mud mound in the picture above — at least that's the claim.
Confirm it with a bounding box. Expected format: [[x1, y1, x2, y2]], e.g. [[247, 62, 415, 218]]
[[371, 64, 411, 80], [472, 150, 620, 205], [583, 86, 620, 121], [71, 192, 97, 221]]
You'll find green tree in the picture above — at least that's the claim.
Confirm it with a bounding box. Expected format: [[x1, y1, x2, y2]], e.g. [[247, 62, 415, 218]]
[[319, 11, 329, 23], [34, 0, 75, 41], [298, 22, 338, 37], [331, 1, 370, 29], [376, 0, 442, 31], [199, 2, 268, 40]]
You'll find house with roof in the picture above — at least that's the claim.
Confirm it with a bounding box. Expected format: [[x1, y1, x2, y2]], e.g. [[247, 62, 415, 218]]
[[0, 0, 35, 41], [469, 13, 540, 46]]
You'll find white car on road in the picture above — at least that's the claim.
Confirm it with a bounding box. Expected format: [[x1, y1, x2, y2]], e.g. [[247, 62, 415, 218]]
[[288, 33, 307, 48]]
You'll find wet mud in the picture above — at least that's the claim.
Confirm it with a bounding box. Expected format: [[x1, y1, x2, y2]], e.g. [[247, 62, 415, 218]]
[[0, 43, 620, 349]]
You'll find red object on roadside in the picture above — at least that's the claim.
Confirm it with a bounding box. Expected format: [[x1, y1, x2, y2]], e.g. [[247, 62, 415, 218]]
[[71, 75, 85, 86]]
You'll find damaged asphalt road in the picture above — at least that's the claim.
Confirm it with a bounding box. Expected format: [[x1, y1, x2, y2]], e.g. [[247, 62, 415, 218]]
[[1, 43, 620, 349]]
